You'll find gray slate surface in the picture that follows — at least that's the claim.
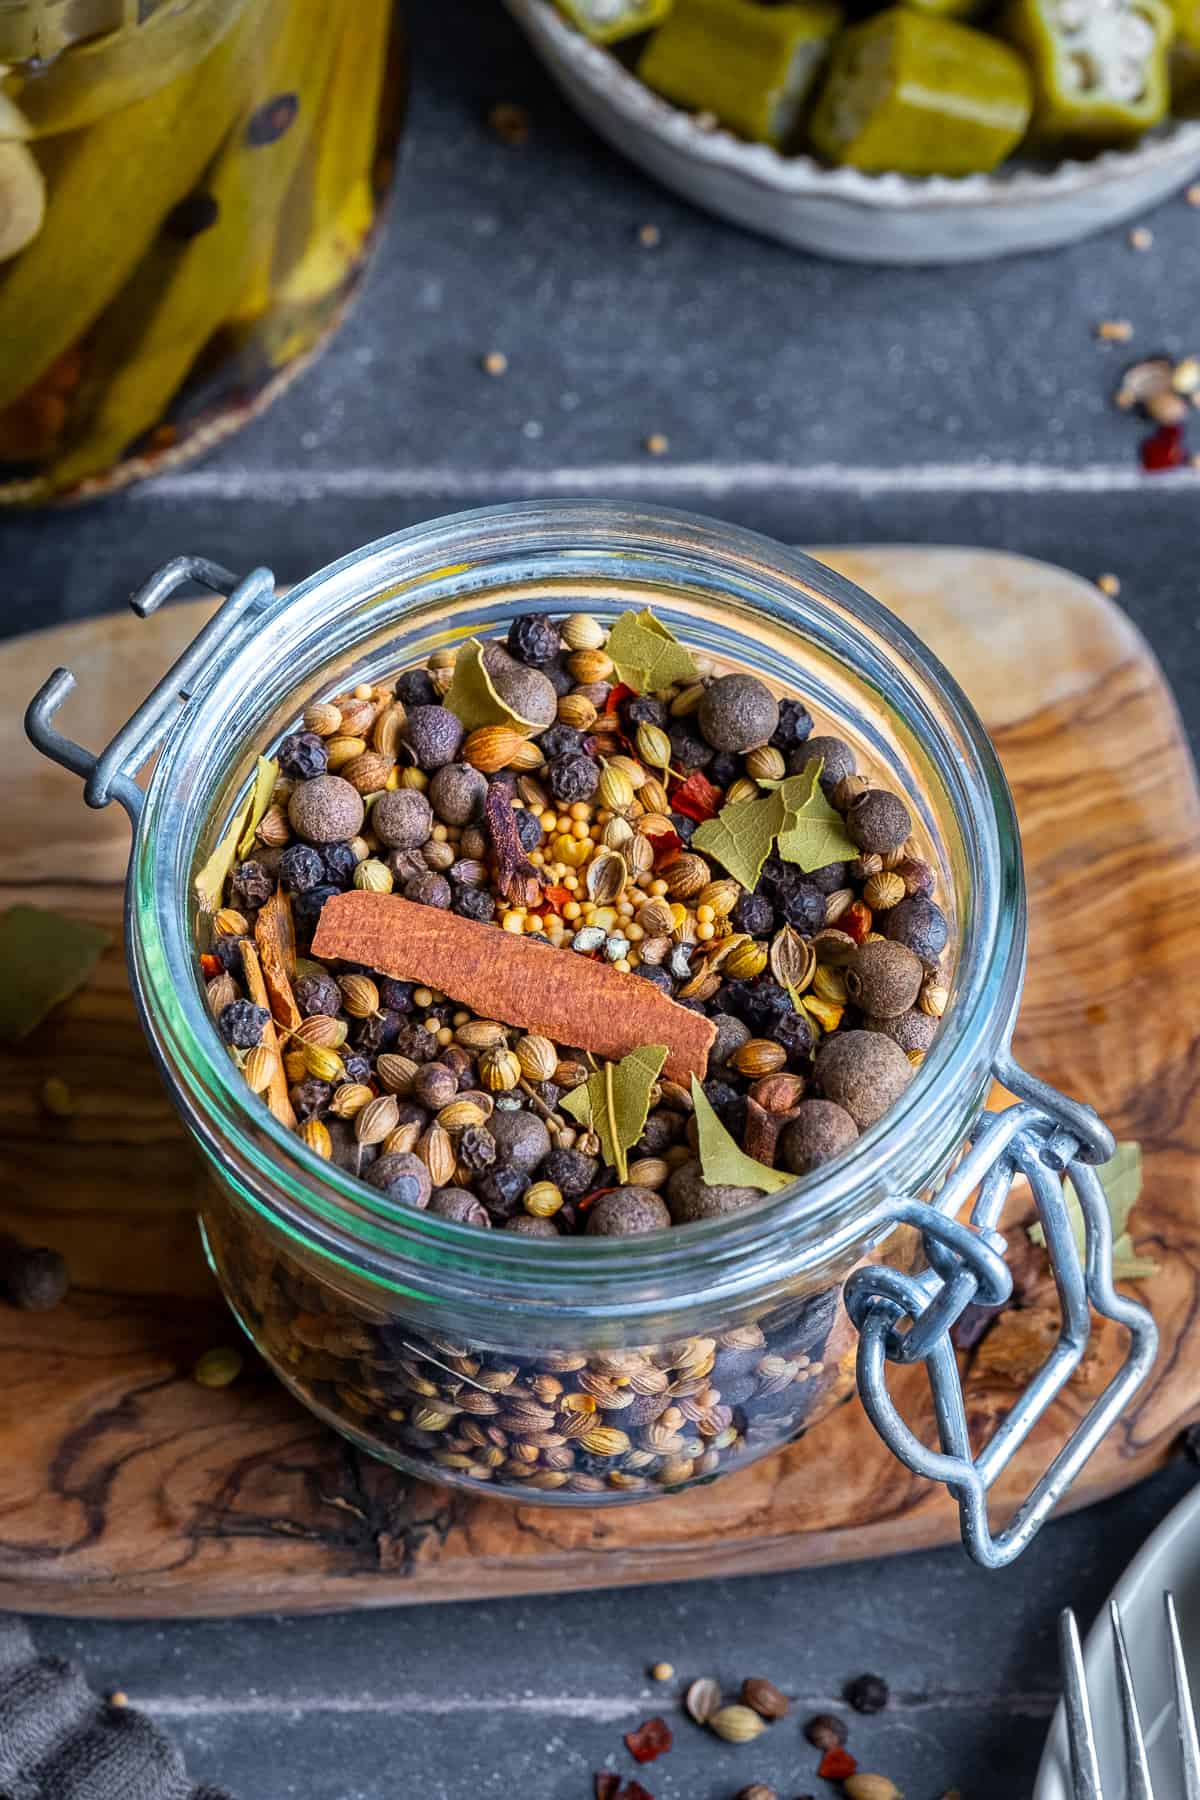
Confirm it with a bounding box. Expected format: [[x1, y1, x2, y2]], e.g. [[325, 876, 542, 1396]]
[[7, 0, 1200, 1795]]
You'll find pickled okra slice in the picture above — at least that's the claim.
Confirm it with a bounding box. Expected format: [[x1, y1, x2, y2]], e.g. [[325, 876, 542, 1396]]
[[809, 7, 1032, 175], [554, 0, 673, 45], [637, 0, 843, 149], [1002, 0, 1174, 146]]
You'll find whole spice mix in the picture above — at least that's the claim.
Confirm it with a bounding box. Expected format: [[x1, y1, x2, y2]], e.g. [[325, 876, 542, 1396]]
[[196, 604, 956, 1498]]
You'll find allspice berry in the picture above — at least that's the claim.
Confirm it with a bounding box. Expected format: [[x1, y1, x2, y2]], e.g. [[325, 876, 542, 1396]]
[[884, 895, 950, 963], [666, 1160, 759, 1223], [797, 734, 855, 789], [815, 1031, 914, 1129], [428, 761, 488, 826], [427, 1187, 491, 1227], [866, 1008, 939, 1054], [805, 1712, 849, 1750], [698, 673, 780, 753], [844, 938, 923, 1019], [370, 786, 432, 850], [287, 774, 365, 845], [487, 1108, 551, 1170], [779, 1100, 859, 1175], [505, 1214, 560, 1237], [845, 788, 912, 855], [404, 705, 465, 771], [586, 1186, 671, 1236]]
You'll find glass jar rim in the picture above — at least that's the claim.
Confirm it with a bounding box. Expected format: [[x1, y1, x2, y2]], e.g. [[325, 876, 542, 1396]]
[[128, 500, 1025, 1313]]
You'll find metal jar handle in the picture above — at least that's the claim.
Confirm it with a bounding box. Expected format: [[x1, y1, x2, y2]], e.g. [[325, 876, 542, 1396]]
[[26, 557, 1160, 1569], [845, 1052, 1158, 1569]]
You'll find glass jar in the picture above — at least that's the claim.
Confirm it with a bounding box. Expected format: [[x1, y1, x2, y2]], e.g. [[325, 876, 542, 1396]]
[[0, 0, 404, 505], [25, 502, 1157, 1567]]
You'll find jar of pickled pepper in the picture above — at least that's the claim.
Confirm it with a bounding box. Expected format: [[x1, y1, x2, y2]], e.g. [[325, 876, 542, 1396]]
[[0, 0, 405, 506]]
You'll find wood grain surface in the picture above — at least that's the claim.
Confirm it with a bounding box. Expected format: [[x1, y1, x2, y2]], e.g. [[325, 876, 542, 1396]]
[[1, 546, 1196, 1619]]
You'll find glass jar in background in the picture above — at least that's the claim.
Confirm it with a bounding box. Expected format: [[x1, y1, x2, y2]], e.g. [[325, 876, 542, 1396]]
[[0, 0, 405, 505]]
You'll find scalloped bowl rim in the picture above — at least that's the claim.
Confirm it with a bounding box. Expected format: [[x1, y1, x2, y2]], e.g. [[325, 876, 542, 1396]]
[[509, 0, 1200, 213]]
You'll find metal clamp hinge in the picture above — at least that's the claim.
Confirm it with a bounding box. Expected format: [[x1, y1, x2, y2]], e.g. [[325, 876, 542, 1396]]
[[24, 557, 275, 826], [845, 1051, 1158, 1569]]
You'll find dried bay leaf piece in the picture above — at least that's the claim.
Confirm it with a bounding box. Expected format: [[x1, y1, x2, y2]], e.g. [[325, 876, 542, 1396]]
[[561, 1044, 668, 1182], [194, 790, 253, 914], [690, 1077, 792, 1194], [1027, 1141, 1158, 1281], [775, 757, 857, 871], [445, 637, 544, 734], [237, 755, 280, 859], [692, 785, 790, 891], [605, 607, 698, 694], [0, 906, 111, 1043]]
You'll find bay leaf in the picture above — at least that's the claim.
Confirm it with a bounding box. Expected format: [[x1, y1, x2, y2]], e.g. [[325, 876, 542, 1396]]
[[605, 608, 698, 695], [1027, 1141, 1158, 1281], [237, 755, 280, 860], [692, 785, 790, 891], [561, 1043, 668, 1183], [0, 906, 111, 1044], [690, 1077, 792, 1194], [194, 791, 253, 914], [445, 638, 544, 734], [775, 757, 857, 872]]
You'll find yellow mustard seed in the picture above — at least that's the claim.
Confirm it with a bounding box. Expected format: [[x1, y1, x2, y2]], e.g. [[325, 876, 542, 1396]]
[[414, 988, 433, 1007]]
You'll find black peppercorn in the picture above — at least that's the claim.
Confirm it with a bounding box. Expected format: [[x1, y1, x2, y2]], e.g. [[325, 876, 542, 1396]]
[[279, 844, 326, 894], [542, 1146, 599, 1196], [352, 1008, 402, 1054], [210, 933, 248, 973], [393, 1019, 438, 1061], [218, 999, 270, 1048], [804, 1712, 848, 1750], [724, 977, 791, 1033], [636, 1108, 680, 1155], [292, 882, 339, 936], [342, 1054, 372, 1084], [404, 705, 465, 771], [290, 1076, 331, 1119], [729, 895, 775, 945], [770, 696, 814, 753], [403, 870, 452, 910], [775, 1008, 815, 1060], [230, 860, 274, 911], [506, 613, 562, 666], [622, 694, 668, 731], [278, 730, 328, 780], [414, 1062, 459, 1110], [538, 724, 583, 761], [321, 842, 357, 889], [453, 885, 496, 924], [515, 808, 544, 852], [295, 970, 341, 1016], [709, 1013, 753, 1066], [845, 1673, 889, 1715], [476, 1163, 530, 1217], [668, 725, 713, 770], [395, 668, 437, 708], [806, 860, 850, 896], [706, 750, 741, 790], [543, 660, 573, 697], [779, 882, 826, 936], [458, 1125, 497, 1171], [634, 965, 673, 994], [547, 753, 599, 805], [3, 1244, 69, 1311], [668, 812, 697, 845]]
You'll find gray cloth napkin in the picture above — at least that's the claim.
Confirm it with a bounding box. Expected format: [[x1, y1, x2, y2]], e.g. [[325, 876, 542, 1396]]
[[0, 1619, 232, 1800]]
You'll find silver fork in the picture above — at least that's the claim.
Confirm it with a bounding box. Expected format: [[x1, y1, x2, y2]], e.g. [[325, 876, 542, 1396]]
[[1060, 1593, 1200, 1799]]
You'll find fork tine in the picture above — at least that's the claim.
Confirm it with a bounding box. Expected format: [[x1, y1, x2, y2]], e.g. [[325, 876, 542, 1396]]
[[1060, 1608, 1104, 1800], [1111, 1599, 1155, 1800], [1165, 1591, 1200, 1800]]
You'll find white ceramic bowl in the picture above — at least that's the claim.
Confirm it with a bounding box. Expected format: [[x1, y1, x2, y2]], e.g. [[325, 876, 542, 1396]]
[[507, 0, 1200, 264]]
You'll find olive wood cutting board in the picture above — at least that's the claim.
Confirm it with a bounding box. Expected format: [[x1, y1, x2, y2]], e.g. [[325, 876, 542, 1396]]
[[1, 545, 1197, 1619]]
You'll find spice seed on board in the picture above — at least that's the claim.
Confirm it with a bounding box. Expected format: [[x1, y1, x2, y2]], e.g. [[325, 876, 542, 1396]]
[[686, 1677, 721, 1725]]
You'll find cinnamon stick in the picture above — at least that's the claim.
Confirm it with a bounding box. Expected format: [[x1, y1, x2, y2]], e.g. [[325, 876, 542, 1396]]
[[311, 891, 714, 1083], [238, 940, 296, 1129]]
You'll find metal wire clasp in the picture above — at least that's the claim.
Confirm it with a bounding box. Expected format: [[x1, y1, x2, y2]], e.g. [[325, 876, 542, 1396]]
[[24, 557, 275, 825], [845, 1050, 1158, 1569]]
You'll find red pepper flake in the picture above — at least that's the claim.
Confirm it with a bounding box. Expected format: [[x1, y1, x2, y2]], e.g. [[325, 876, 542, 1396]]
[[594, 1777, 620, 1800], [604, 682, 636, 715], [1141, 422, 1188, 470], [621, 1784, 654, 1800], [818, 1747, 858, 1780], [669, 768, 722, 824], [624, 1718, 672, 1764], [578, 1185, 617, 1213], [200, 953, 221, 978], [643, 827, 683, 867], [843, 899, 873, 945], [540, 885, 573, 915]]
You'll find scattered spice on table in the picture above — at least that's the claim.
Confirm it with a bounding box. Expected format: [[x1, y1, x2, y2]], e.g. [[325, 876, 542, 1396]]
[[1096, 573, 1121, 598], [818, 1746, 858, 1779], [624, 1717, 672, 1763], [481, 350, 508, 377], [845, 1673, 889, 1715], [649, 1662, 674, 1681], [39, 1074, 75, 1117], [193, 1346, 244, 1389], [1095, 318, 1134, 343], [2, 1242, 69, 1312], [644, 432, 669, 456], [637, 223, 661, 248], [487, 101, 531, 145], [1129, 226, 1153, 251]]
